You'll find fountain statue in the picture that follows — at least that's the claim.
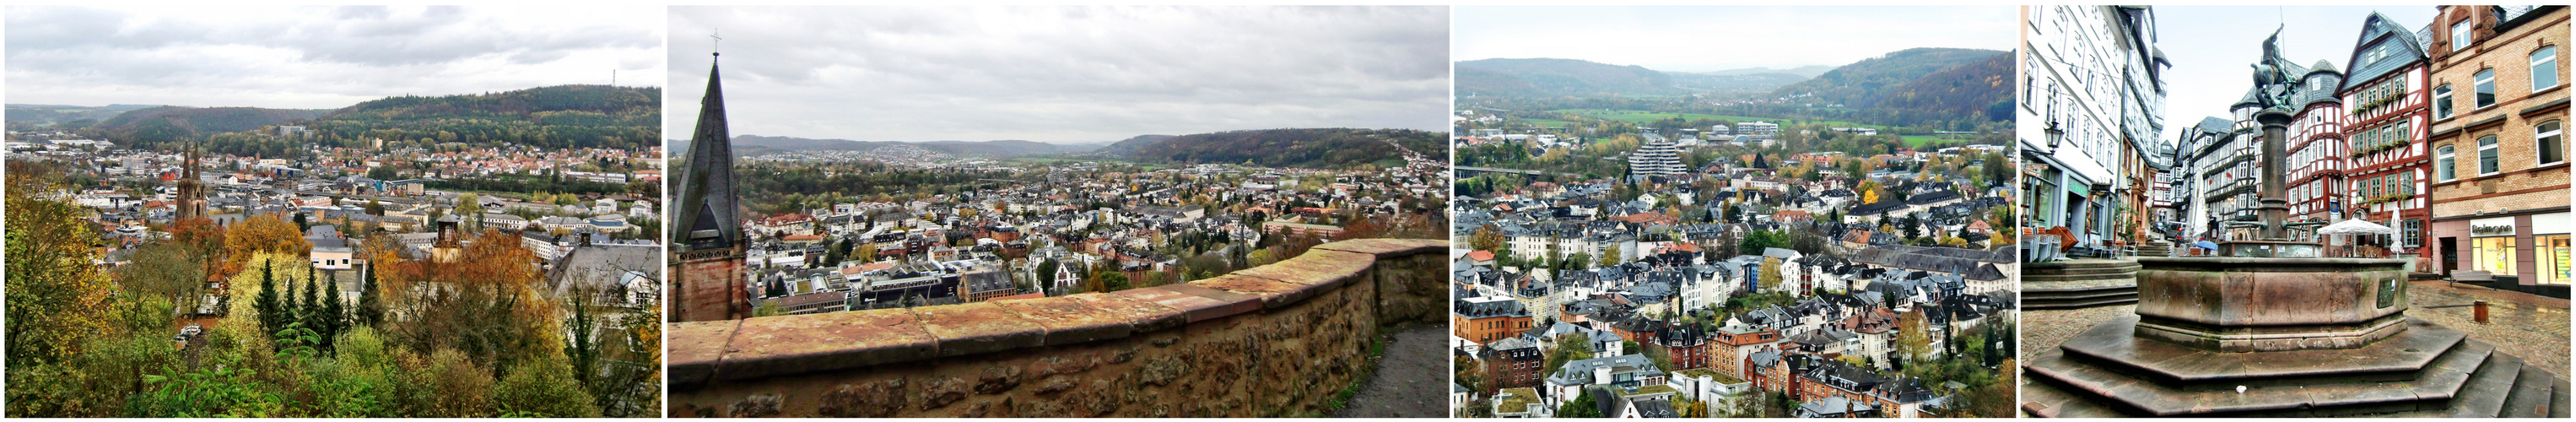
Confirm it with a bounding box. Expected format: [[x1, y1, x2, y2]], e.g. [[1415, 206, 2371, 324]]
[[2018, 30, 2566, 418]]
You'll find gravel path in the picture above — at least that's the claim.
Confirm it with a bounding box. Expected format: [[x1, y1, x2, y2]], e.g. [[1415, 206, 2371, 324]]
[[1335, 323, 1447, 418]]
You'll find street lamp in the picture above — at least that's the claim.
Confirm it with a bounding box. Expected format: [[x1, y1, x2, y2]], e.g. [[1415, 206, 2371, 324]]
[[2044, 120, 2065, 150]]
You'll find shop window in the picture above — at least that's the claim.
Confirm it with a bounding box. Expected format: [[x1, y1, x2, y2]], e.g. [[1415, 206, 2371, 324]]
[[2545, 235, 2572, 285], [2477, 235, 2518, 276]]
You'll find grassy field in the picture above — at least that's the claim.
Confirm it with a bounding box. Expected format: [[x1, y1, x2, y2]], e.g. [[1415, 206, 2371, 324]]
[[1538, 109, 1882, 130], [1520, 117, 1574, 128]]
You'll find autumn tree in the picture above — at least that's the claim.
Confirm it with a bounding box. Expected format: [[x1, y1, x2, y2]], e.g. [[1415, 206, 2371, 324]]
[[224, 215, 311, 275], [1469, 225, 1507, 252], [1895, 310, 1935, 369], [4, 162, 116, 367]]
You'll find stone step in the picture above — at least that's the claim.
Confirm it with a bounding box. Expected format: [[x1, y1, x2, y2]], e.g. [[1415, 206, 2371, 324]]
[[2022, 286, 2136, 300], [2023, 262, 2142, 277], [2444, 351, 2525, 418], [2022, 297, 2137, 310], [2552, 376, 2571, 418], [2501, 364, 2559, 418], [2018, 360, 2141, 418], [2020, 273, 2139, 284], [2059, 316, 2472, 386]]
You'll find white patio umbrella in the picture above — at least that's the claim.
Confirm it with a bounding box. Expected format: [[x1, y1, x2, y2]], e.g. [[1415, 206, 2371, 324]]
[[2315, 219, 2396, 235]]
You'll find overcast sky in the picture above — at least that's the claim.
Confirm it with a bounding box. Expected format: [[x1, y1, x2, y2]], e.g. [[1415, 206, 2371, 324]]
[[666, 6, 1450, 144], [7, 5, 664, 110], [2153, 5, 2440, 143], [1453, 6, 2016, 73]]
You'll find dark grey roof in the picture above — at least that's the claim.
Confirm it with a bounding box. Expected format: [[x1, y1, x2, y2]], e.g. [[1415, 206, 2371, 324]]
[[675, 54, 743, 252], [2338, 12, 2429, 93]]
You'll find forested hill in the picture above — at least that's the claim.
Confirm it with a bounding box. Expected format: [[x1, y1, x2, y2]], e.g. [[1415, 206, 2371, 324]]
[[1455, 58, 1679, 98], [1768, 47, 2010, 111], [310, 84, 661, 150], [90, 106, 329, 147], [1090, 134, 1177, 158], [1117, 127, 1441, 170], [1873, 51, 2016, 122], [94, 84, 661, 156]]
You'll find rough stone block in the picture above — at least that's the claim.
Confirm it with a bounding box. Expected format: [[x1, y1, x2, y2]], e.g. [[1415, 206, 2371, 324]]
[[1230, 249, 1371, 291], [668, 319, 741, 389], [1310, 238, 1448, 257], [721, 309, 938, 381], [915, 302, 1046, 357], [992, 295, 1133, 346], [1191, 273, 1323, 309], [1116, 285, 1260, 323], [1062, 292, 1186, 333]]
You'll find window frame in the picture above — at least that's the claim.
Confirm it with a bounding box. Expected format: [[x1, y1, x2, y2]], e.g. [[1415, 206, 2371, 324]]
[[2452, 20, 2472, 51], [2537, 46, 2562, 92], [2542, 120, 2567, 166], [2436, 145, 2455, 181], [2434, 84, 2454, 119], [2477, 134, 2501, 176], [2476, 68, 2498, 109]]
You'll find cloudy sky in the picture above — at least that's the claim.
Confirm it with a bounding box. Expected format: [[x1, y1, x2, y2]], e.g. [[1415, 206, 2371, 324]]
[[1453, 6, 2016, 73], [2153, 6, 2439, 142], [7, 6, 664, 110], [667, 6, 1450, 144]]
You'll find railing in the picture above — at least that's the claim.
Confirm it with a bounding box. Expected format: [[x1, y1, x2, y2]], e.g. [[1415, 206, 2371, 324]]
[[665, 239, 1448, 417]]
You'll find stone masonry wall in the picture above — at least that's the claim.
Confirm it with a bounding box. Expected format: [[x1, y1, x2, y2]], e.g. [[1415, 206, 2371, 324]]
[[667, 239, 1447, 417]]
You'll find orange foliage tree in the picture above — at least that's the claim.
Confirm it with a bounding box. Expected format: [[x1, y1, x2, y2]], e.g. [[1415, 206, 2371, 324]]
[[223, 214, 310, 275]]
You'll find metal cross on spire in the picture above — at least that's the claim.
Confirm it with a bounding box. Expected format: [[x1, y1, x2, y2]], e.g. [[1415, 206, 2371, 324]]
[[711, 29, 723, 57]]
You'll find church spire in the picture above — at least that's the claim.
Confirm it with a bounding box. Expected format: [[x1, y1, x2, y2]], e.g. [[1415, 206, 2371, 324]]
[[675, 51, 741, 252]]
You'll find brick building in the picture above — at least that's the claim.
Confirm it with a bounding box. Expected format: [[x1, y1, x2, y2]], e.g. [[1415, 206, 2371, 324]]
[[1709, 325, 1781, 381], [1454, 295, 1534, 345], [2424, 5, 2570, 297]]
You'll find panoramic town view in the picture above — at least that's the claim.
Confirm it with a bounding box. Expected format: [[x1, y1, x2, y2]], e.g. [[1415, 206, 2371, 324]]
[[2017, 5, 2571, 417], [1448, 6, 2021, 419], [662, 6, 1454, 418], [3, 6, 666, 418]]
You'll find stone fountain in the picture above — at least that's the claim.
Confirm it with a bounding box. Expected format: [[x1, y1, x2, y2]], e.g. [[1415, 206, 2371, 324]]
[[2018, 30, 2568, 418]]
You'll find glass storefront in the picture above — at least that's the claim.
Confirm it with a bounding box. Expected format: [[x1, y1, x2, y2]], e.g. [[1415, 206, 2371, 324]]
[[2476, 235, 2517, 275], [2541, 235, 2570, 285]]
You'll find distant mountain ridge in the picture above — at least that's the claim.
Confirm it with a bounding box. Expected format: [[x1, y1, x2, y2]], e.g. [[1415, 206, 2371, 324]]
[[1767, 47, 2010, 110], [1455, 58, 1679, 97], [1110, 127, 1441, 170], [721, 135, 1105, 157], [1696, 65, 1835, 78], [1874, 51, 2016, 122], [4, 104, 165, 128], [89, 106, 331, 146]]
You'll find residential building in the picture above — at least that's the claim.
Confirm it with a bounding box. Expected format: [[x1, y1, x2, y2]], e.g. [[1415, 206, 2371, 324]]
[[2424, 5, 2569, 296]]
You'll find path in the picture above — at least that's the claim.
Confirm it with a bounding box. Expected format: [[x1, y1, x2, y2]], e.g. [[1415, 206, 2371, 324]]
[[1334, 323, 1446, 418]]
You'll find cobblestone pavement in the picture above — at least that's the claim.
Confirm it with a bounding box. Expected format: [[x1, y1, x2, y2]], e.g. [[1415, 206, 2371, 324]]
[[1335, 323, 1446, 418], [2018, 284, 2569, 380], [2408, 280, 2569, 379], [2018, 304, 2136, 364]]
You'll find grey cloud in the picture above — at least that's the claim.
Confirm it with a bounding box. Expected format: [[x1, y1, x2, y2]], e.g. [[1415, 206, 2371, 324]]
[[667, 6, 1448, 143], [8, 6, 664, 109]]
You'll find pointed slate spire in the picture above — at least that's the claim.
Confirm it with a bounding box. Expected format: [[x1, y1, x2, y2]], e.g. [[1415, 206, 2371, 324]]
[[676, 52, 742, 252]]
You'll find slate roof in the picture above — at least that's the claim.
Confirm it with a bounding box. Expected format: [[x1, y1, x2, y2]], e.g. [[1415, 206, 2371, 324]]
[[2339, 12, 2429, 92]]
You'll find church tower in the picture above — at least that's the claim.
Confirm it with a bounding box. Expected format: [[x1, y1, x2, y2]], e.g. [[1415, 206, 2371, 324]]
[[671, 51, 751, 322], [176, 143, 207, 219]]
